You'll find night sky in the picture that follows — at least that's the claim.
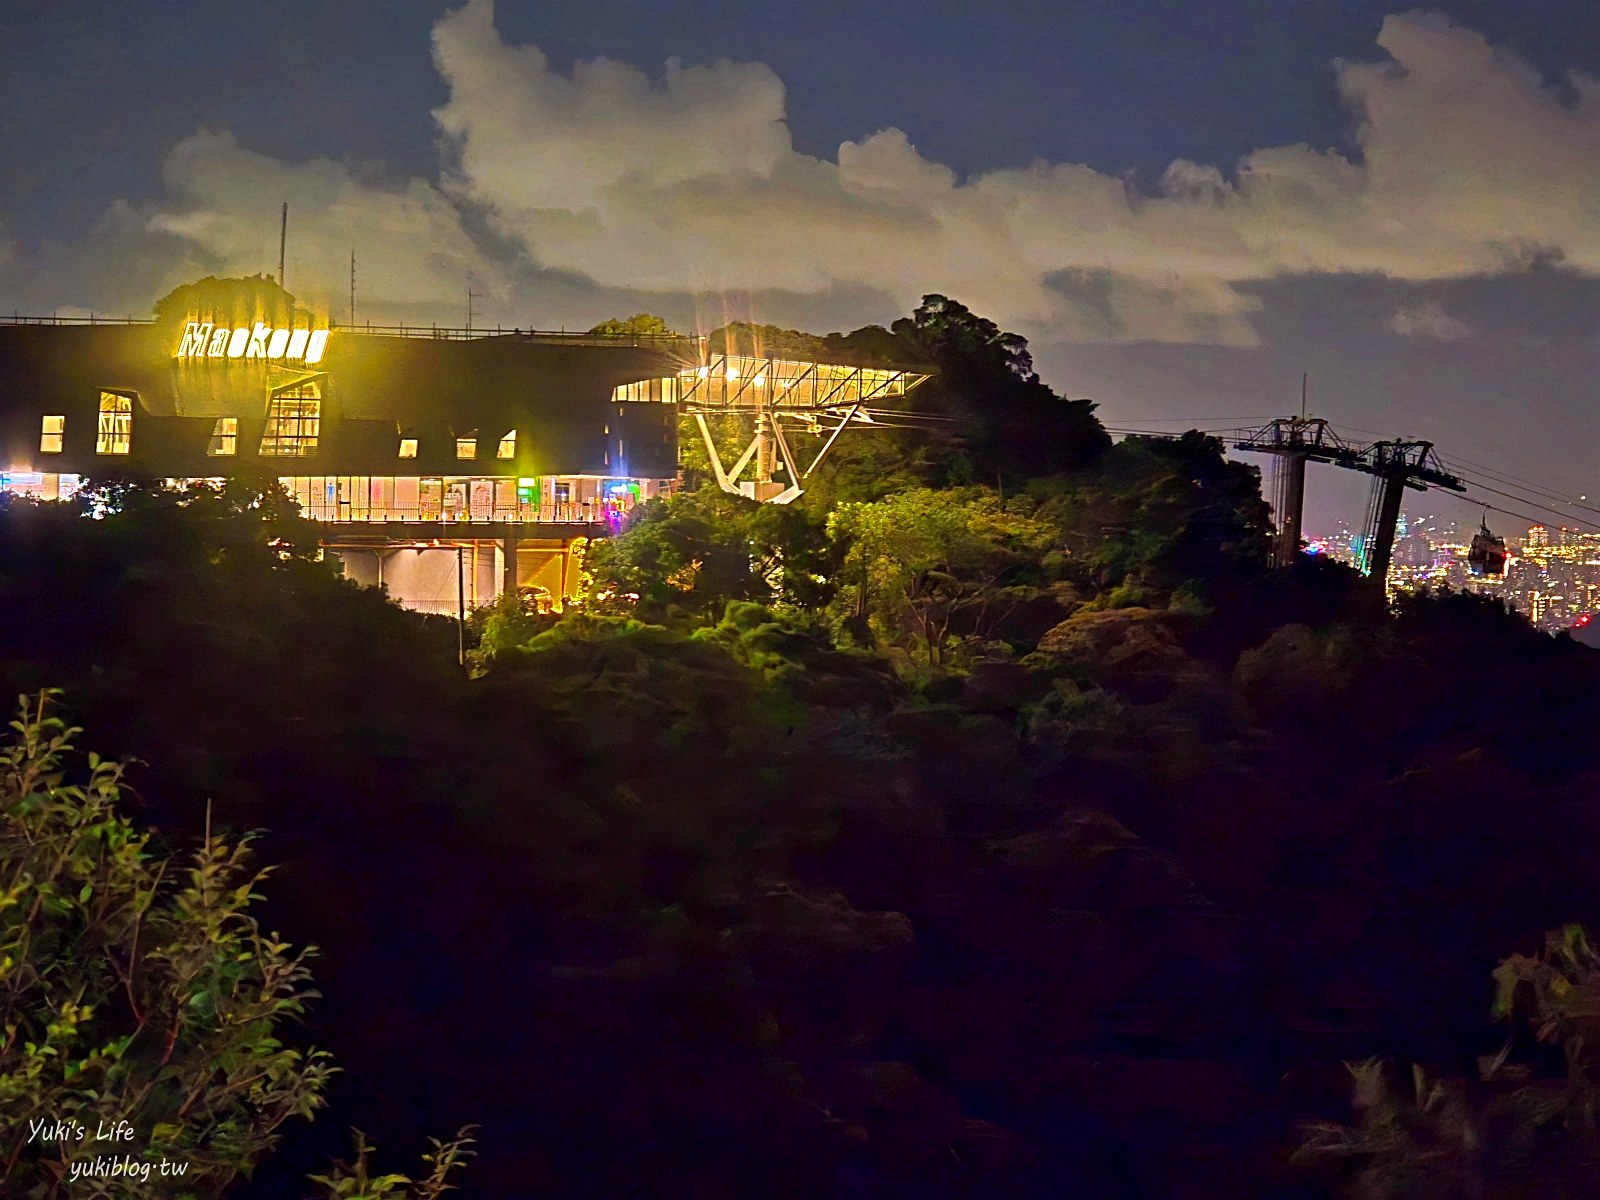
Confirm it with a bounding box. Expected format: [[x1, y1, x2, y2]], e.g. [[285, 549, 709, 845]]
[[4, 0, 1599, 529]]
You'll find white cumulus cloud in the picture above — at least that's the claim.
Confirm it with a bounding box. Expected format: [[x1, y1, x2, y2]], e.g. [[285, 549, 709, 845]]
[[90, 2, 1600, 344], [1388, 299, 1472, 340]]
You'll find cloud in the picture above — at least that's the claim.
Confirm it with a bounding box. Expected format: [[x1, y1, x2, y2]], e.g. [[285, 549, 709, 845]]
[[74, 2, 1600, 343], [1387, 299, 1472, 340], [121, 130, 505, 322]]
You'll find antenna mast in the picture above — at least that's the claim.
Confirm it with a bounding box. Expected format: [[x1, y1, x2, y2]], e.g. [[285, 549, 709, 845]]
[[278, 203, 288, 288], [349, 250, 356, 326], [467, 285, 480, 333]]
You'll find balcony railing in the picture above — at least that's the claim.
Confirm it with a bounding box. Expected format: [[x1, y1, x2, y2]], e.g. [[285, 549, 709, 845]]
[[331, 323, 701, 349], [1, 314, 154, 326], [0, 314, 701, 351], [301, 502, 613, 524]]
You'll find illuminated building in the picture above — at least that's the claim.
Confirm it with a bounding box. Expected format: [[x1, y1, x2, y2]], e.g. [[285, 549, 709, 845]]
[[0, 282, 930, 615], [0, 290, 684, 614]]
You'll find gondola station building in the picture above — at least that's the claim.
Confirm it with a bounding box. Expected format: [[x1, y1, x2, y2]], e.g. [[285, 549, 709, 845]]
[[0, 278, 930, 614]]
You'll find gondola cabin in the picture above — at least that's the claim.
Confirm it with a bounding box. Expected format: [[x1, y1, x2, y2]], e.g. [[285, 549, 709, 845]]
[[1467, 518, 1507, 577]]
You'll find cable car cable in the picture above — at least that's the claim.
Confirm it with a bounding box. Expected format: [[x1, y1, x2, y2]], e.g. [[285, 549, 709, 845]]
[[1446, 475, 1600, 536]]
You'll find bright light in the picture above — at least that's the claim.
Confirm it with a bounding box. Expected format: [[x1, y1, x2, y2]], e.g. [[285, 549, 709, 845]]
[[177, 323, 210, 357], [697, 366, 710, 379], [754, 374, 766, 388], [181, 321, 326, 363], [726, 366, 739, 380]]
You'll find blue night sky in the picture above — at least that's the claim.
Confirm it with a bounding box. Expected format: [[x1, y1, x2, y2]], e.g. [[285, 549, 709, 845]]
[[4, 0, 1600, 529]]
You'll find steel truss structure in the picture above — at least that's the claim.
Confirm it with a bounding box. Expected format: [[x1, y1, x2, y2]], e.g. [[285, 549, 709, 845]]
[[613, 354, 933, 504]]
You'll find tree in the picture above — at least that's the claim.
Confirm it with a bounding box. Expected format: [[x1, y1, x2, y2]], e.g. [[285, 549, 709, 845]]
[[1293, 926, 1600, 1199], [705, 321, 826, 362], [827, 488, 1058, 669], [1038, 431, 1273, 596], [152, 275, 311, 331], [0, 692, 334, 1195], [586, 313, 674, 337], [0, 693, 474, 1199], [892, 295, 1034, 380], [890, 295, 1111, 482], [581, 489, 833, 623]]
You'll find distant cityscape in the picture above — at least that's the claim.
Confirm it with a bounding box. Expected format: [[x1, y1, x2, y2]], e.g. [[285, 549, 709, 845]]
[[1309, 513, 1598, 633]]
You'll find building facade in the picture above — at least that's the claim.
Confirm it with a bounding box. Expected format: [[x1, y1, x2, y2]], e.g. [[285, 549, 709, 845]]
[[0, 280, 934, 617], [0, 288, 695, 614]]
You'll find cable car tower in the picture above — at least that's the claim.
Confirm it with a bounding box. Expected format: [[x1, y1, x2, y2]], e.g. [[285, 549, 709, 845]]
[[1233, 417, 1364, 567], [1357, 440, 1465, 580], [1234, 416, 1465, 579]]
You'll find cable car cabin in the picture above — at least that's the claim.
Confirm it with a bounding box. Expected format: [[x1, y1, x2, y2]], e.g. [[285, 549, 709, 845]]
[[1468, 520, 1507, 577]]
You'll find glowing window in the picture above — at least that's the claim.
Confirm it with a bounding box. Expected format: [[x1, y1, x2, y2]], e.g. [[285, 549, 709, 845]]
[[207, 417, 238, 456], [399, 437, 418, 459], [96, 392, 133, 455], [456, 437, 476, 460], [40, 415, 64, 454], [259, 382, 321, 457], [497, 431, 515, 459]]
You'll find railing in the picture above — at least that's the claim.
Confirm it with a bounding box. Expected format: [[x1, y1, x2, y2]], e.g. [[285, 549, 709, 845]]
[[331, 323, 702, 350], [1, 314, 153, 326], [0, 313, 701, 350], [304, 503, 612, 524]]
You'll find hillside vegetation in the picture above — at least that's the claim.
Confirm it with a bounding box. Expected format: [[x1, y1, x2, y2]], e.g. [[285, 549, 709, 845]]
[[1, 297, 1596, 1199]]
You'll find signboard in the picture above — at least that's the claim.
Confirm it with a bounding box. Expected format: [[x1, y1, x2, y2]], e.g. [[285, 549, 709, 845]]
[[174, 322, 328, 364]]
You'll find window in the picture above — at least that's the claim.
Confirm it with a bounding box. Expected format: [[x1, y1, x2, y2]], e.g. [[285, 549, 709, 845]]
[[399, 437, 418, 459], [260, 382, 321, 457], [497, 430, 515, 459], [456, 437, 476, 460], [39, 415, 64, 454], [96, 392, 133, 455], [206, 417, 238, 456]]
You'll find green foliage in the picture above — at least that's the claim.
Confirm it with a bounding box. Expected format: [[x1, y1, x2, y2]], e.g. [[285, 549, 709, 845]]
[[84, 473, 326, 562], [1493, 925, 1600, 1101], [689, 602, 899, 705], [585, 313, 674, 337], [1038, 431, 1272, 595], [705, 321, 827, 362], [0, 692, 333, 1196], [151, 275, 310, 330], [1294, 926, 1600, 1198], [890, 294, 1111, 482], [308, 1127, 476, 1200], [891, 294, 1034, 380], [468, 590, 555, 664], [581, 488, 833, 622], [827, 487, 1058, 668]]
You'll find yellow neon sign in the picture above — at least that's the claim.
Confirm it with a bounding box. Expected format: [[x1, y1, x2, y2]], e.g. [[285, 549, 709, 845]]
[[175, 322, 328, 365]]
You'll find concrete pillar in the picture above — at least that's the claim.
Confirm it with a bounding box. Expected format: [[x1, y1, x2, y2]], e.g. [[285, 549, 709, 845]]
[[501, 533, 518, 598]]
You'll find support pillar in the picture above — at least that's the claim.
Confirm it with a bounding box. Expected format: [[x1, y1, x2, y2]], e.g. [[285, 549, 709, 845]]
[[1367, 471, 1407, 582], [1276, 452, 1307, 568], [501, 533, 518, 598]]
